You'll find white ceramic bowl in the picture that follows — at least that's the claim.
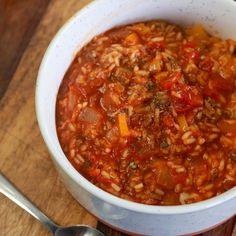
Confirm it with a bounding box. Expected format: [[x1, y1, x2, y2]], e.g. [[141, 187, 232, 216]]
[[36, 0, 236, 235]]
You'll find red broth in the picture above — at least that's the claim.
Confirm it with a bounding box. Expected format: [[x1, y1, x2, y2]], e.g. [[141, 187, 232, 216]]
[[56, 21, 236, 205]]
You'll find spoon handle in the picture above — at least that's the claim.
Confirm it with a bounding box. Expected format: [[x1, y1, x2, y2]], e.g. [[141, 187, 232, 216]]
[[0, 172, 59, 234]]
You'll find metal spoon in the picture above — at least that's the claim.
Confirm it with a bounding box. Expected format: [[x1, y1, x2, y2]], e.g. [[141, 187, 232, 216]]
[[0, 172, 104, 236]]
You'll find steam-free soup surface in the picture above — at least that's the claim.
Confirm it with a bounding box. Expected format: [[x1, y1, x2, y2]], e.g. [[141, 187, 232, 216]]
[[56, 21, 236, 205]]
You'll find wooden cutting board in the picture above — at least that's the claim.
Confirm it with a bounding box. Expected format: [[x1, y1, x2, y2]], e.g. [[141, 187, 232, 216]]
[[0, 0, 235, 235], [0, 1, 97, 235]]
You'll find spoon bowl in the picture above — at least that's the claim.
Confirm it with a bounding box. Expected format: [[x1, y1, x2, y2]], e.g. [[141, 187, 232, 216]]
[[55, 225, 104, 236], [0, 172, 104, 236]]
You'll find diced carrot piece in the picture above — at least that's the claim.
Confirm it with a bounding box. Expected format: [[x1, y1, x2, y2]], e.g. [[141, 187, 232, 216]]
[[139, 25, 151, 35], [118, 113, 129, 137], [177, 115, 189, 131], [188, 25, 209, 40], [125, 32, 140, 45]]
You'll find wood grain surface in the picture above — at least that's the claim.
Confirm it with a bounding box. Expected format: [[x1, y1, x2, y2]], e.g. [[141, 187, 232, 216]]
[[0, 0, 235, 235], [0, 0, 50, 100], [0, 1, 96, 236]]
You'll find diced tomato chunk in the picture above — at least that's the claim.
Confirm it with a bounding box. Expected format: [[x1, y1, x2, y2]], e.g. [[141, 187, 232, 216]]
[[183, 41, 197, 49], [170, 169, 187, 185], [218, 119, 236, 134], [160, 72, 181, 90], [88, 168, 101, 177], [75, 77, 104, 98], [171, 83, 203, 112], [209, 74, 234, 93], [146, 41, 166, 53], [100, 89, 121, 110], [204, 73, 235, 101]]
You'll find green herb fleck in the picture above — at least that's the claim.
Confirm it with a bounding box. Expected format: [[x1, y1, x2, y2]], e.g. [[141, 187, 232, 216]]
[[153, 91, 170, 107], [147, 82, 155, 91], [160, 140, 169, 148], [83, 159, 91, 168]]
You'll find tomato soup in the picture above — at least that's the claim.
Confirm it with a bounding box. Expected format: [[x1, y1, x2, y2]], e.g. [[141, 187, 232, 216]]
[[56, 21, 236, 205]]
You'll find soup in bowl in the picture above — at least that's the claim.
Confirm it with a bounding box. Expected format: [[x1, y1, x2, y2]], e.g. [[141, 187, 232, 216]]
[[36, 0, 236, 235]]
